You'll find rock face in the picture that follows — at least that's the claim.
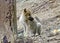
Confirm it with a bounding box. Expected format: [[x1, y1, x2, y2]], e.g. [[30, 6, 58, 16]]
[[0, 0, 15, 43], [16, 0, 60, 43]]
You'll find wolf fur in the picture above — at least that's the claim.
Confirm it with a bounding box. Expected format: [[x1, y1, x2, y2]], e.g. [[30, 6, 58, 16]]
[[19, 8, 41, 37]]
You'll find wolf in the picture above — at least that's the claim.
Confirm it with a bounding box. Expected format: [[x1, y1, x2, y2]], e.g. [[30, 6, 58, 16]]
[[19, 8, 41, 37]]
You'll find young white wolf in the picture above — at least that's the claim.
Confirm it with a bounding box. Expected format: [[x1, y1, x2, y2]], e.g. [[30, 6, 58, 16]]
[[19, 8, 41, 37]]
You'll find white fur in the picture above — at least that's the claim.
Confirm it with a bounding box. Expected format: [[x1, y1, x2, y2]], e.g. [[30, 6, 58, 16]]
[[19, 12, 29, 37]]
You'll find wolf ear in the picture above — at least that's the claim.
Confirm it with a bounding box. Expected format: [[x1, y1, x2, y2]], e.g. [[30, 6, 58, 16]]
[[24, 8, 27, 13]]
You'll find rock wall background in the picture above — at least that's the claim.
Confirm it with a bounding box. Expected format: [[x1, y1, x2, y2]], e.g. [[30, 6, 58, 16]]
[[16, 0, 60, 43], [0, 0, 15, 43]]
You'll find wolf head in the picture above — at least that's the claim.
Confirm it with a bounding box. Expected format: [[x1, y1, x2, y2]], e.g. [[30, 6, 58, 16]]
[[23, 8, 34, 21]]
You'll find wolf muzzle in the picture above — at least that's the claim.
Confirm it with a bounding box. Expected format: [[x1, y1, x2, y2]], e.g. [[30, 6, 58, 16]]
[[28, 16, 34, 21]]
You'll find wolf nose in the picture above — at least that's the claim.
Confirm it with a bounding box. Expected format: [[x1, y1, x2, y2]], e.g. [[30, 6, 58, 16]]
[[29, 16, 34, 21]]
